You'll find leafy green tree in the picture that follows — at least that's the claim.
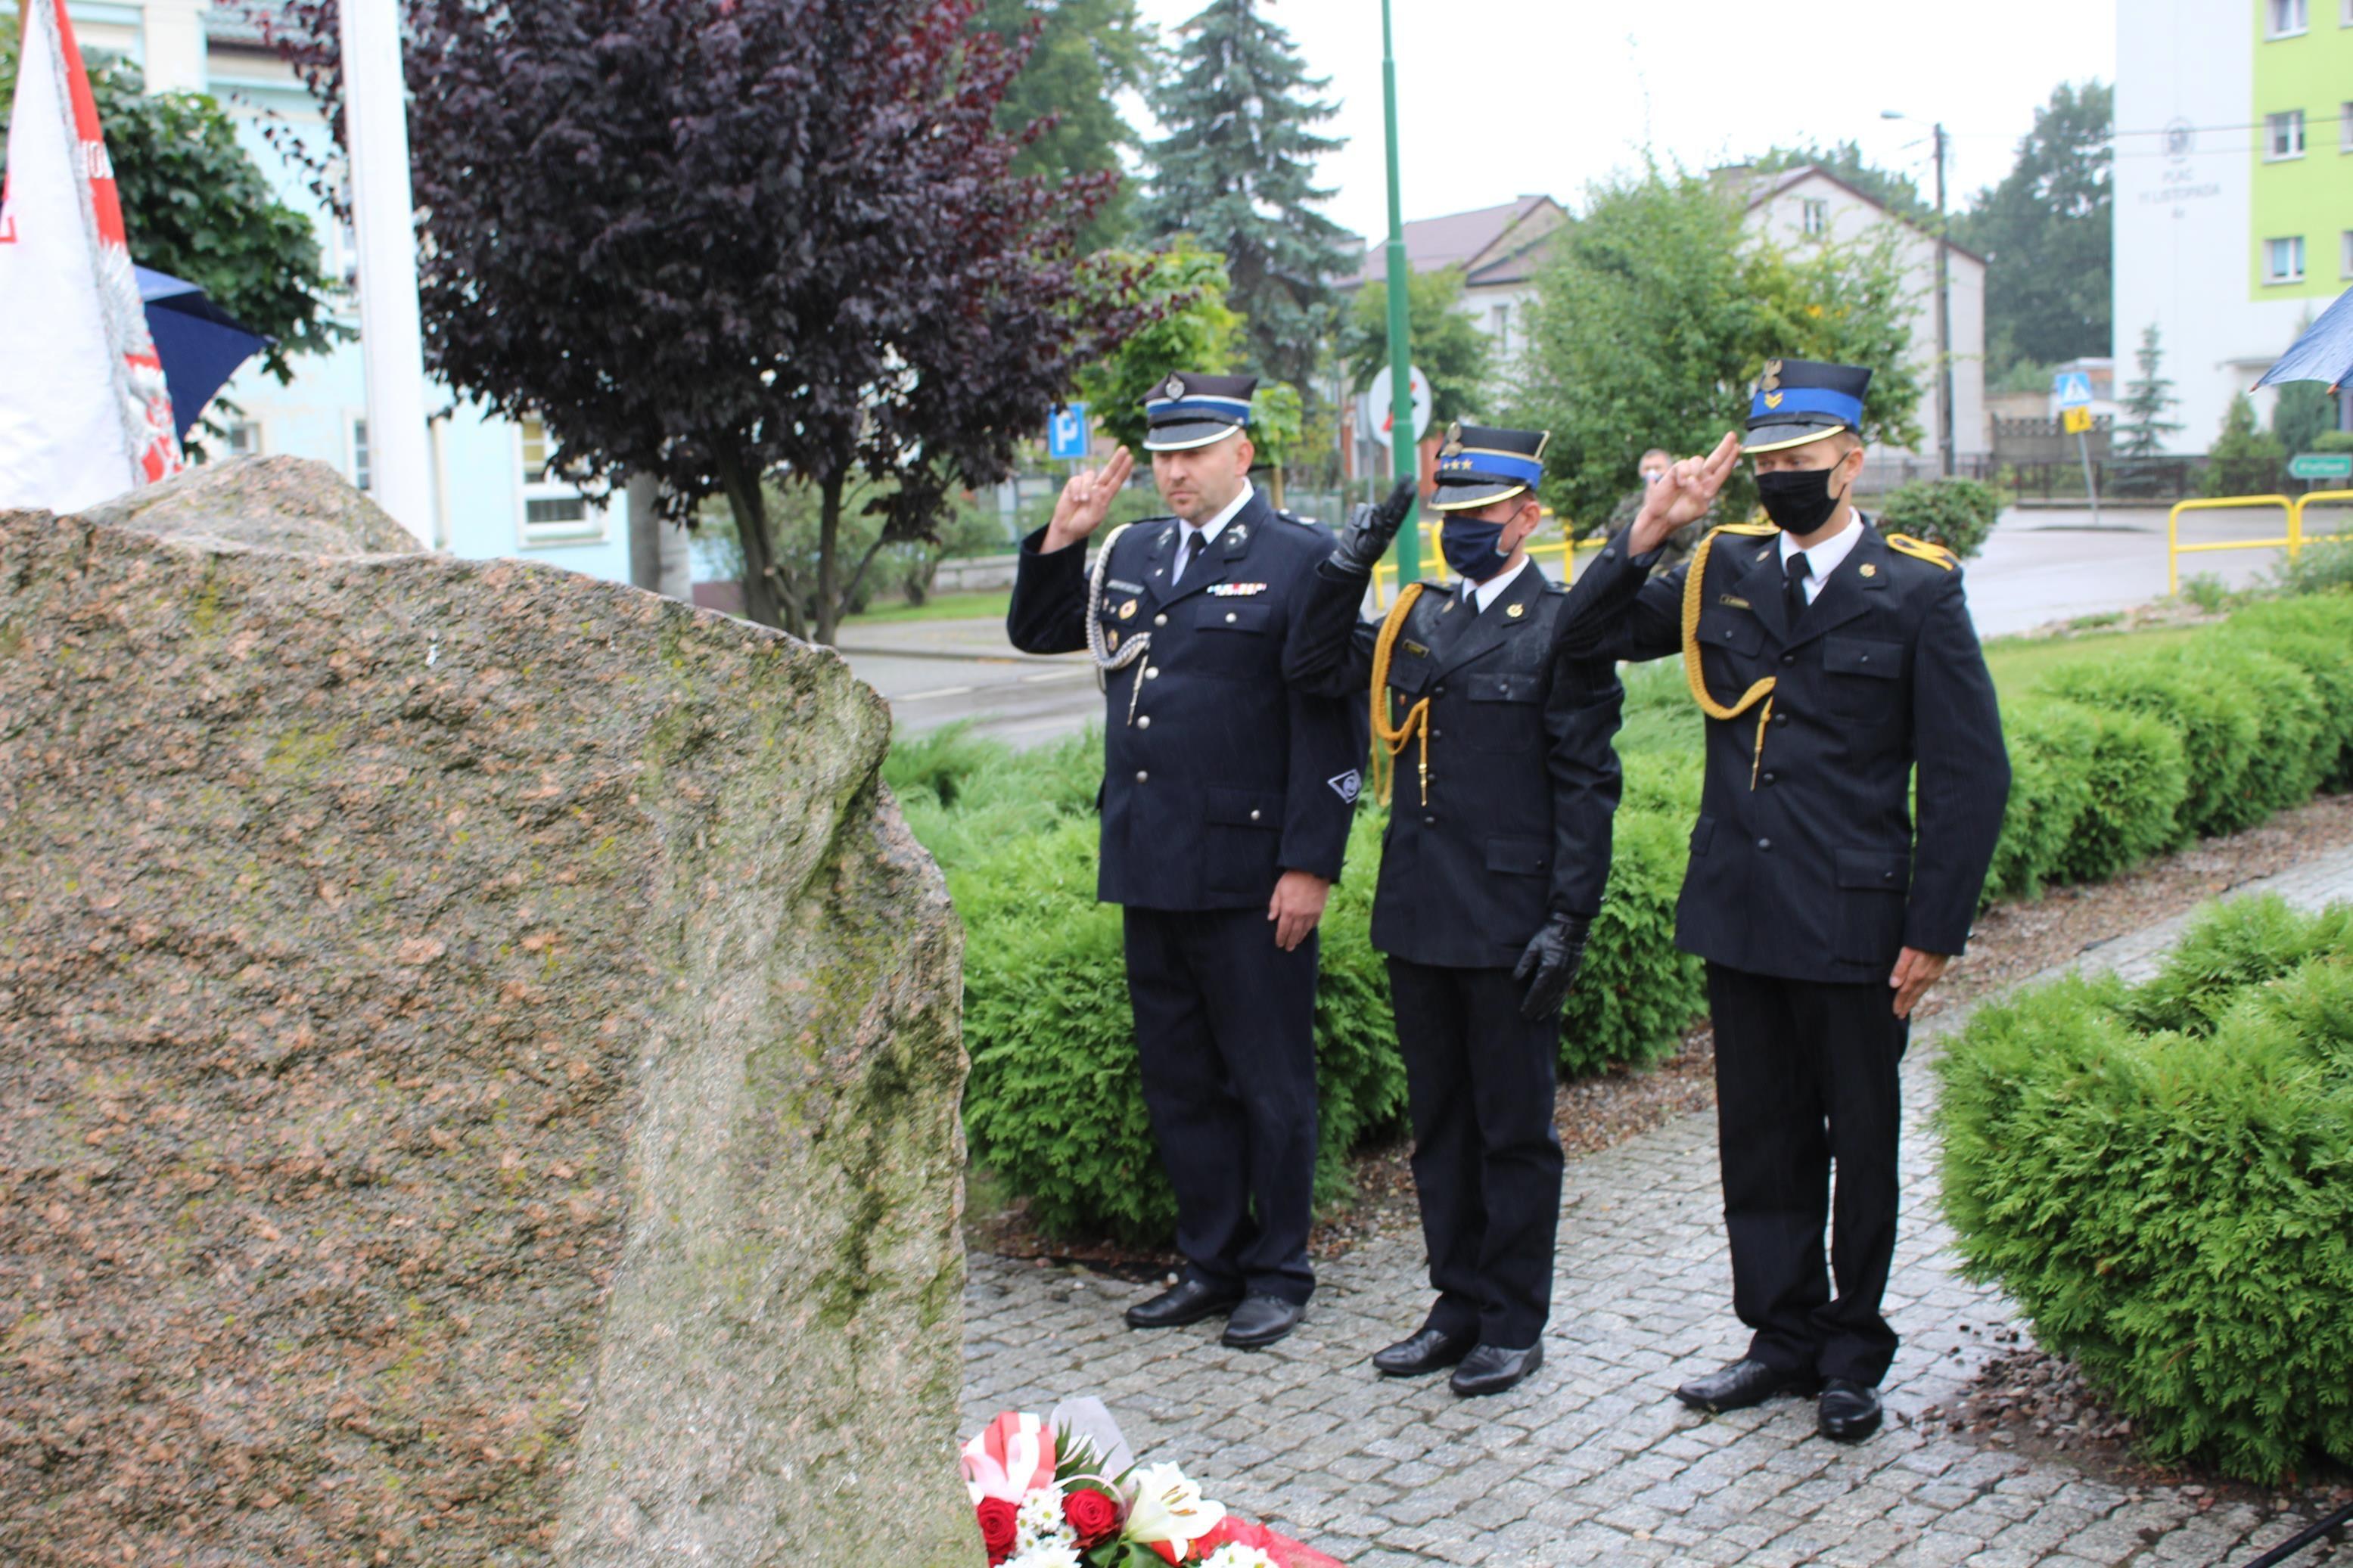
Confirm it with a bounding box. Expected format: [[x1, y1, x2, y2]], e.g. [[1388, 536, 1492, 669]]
[[0, 41, 343, 401], [976, 0, 1153, 250], [1247, 380, 1303, 508], [1514, 167, 1922, 532], [2203, 392, 2286, 498], [1338, 265, 1495, 427], [1072, 238, 1243, 452], [1137, 0, 1352, 388], [1748, 140, 1930, 222], [1954, 81, 2112, 377], [2115, 324, 2184, 458]]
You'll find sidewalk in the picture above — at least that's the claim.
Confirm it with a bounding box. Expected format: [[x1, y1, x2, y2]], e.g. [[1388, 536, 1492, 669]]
[[959, 843, 2353, 1566]]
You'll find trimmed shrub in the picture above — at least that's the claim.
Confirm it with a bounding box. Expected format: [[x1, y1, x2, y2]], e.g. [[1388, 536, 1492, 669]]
[[1562, 807, 1705, 1076], [2187, 644, 2325, 820], [1875, 477, 2001, 560], [1938, 897, 2353, 1480], [2036, 660, 2241, 843], [1982, 697, 2098, 902], [2046, 703, 2189, 884], [2220, 596, 2353, 789]]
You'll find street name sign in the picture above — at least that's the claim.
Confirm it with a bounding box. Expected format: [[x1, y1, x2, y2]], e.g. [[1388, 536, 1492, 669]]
[[2289, 452, 2353, 480]]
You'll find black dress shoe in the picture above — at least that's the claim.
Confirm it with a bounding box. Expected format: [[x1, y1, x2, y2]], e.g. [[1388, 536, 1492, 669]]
[[1673, 1357, 1820, 1414], [1449, 1342, 1543, 1397], [1124, 1278, 1242, 1330], [1220, 1294, 1305, 1349], [1372, 1327, 1477, 1377], [1817, 1379, 1884, 1442]]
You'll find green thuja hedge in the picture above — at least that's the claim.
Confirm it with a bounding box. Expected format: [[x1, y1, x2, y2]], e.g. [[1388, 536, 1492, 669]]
[[1938, 898, 2353, 1481]]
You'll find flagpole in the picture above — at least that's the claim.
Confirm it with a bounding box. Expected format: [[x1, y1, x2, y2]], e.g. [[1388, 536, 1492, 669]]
[[340, 0, 436, 546], [1380, 0, 1419, 583]]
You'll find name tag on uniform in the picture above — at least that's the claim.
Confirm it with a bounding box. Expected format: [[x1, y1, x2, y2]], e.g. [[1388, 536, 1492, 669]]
[[1206, 582, 1267, 596], [1107, 578, 1145, 594], [1401, 641, 1429, 657], [1718, 595, 1751, 610]]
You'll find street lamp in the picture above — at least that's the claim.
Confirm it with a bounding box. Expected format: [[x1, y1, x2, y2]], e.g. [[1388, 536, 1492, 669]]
[[1882, 110, 1954, 479], [1380, 0, 1419, 582]]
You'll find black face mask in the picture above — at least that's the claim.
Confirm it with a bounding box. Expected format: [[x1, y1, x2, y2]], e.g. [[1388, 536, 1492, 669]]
[[1755, 460, 1851, 535]]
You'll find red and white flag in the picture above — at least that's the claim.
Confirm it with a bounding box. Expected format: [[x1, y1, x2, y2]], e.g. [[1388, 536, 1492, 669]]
[[0, 0, 184, 513]]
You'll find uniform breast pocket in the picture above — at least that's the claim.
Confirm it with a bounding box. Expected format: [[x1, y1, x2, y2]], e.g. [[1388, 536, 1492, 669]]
[[1190, 598, 1275, 674], [1461, 670, 1544, 752], [1697, 610, 1765, 691], [1821, 636, 1906, 723]]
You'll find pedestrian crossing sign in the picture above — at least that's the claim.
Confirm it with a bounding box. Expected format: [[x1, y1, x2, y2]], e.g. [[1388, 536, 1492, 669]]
[[2052, 371, 2093, 411]]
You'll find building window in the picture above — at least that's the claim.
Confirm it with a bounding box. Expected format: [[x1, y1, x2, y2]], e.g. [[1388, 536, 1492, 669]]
[[1490, 303, 1510, 354], [348, 417, 371, 492], [517, 416, 601, 545], [2267, 110, 2306, 158], [1801, 198, 1829, 238], [2266, 235, 2307, 284], [2269, 0, 2308, 36], [2341, 102, 2352, 150], [224, 419, 263, 458]]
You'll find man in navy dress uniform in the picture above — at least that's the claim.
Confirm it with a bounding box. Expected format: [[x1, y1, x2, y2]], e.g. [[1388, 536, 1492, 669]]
[[1584, 360, 2010, 1440], [1283, 428, 1731, 1396], [1006, 373, 1367, 1349]]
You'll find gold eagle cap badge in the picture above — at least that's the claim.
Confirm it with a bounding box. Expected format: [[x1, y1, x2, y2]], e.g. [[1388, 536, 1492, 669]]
[[1761, 360, 1783, 391], [1440, 421, 1465, 458]]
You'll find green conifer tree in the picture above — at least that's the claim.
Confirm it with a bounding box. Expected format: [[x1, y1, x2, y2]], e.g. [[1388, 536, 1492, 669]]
[[1138, 0, 1351, 388], [2115, 324, 2184, 458]]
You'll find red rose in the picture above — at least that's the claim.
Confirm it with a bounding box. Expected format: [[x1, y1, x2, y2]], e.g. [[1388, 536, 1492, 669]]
[[1063, 1487, 1122, 1547], [974, 1498, 1019, 1564]]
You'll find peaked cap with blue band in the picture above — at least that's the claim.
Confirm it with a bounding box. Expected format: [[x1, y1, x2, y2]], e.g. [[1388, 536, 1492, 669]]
[[1430, 421, 1549, 511], [1745, 358, 1872, 454], [1141, 371, 1257, 452]]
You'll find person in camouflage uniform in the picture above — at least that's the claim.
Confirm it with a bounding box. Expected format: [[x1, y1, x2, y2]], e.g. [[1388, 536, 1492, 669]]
[[1603, 449, 1705, 576]]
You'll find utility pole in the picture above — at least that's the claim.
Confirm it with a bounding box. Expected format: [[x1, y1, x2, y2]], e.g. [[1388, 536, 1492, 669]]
[[340, 0, 436, 545], [1380, 0, 1419, 582], [1934, 120, 1954, 478]]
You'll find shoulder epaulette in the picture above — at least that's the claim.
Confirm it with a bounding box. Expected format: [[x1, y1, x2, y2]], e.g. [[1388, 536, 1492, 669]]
[[1273, 509, 1324, 531], [1714, 521, 1780, 538], [1883, 532, 1958, 570]]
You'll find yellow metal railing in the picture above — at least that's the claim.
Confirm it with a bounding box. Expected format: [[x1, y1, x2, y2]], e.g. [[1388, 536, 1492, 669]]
[[2165, 495, 2294, 596], [1369, 515, 1612, 609]]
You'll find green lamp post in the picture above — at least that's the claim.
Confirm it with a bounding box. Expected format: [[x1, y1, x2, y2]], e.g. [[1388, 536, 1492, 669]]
[[1380, 0, 1419, 582]]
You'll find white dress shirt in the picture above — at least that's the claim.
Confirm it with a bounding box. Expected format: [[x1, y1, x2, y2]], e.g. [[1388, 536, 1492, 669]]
[[1777, 512, 1866, 603], [1459, 553, 1534, 613], [1172, 480, 1256, 584]]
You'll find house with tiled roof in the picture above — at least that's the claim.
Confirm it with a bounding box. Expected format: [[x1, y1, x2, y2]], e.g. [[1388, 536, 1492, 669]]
[[1343, 194, 1568, 365]]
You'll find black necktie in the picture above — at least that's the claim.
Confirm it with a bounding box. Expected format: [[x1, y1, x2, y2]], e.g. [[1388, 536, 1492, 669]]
[[1784, 551, 1812, 624], [1176, 529, 1201, 584]]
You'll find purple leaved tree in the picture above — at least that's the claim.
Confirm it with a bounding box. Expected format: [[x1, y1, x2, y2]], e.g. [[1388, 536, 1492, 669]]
[[261, 0, 1141, 640]]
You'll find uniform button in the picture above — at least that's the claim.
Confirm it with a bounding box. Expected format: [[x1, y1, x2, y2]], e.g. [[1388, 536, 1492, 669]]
[[1757, 837, 1772, 851], [1882, 870, 1896, 882], [1859, 653, 1872, 664], [1145, 666, 1160, 679], [1772, 712, 1789, 726], [1135, 770, 1149, 783], [1761, 771, 1776, 785], [1224, 611, 1238, 623], [1434, 685, 1447, 697], [1154, 613, 1168, 626], [1249, 809, 1262, 821], [1429, 727, 1442, 740], [1780, 653, 1795, 666], [1422, 814, 1437, 826], [1137, 715, 1151, 729]]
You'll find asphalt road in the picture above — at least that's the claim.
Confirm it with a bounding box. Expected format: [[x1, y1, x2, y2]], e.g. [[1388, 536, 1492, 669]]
[[837, 504, 2338, 750]]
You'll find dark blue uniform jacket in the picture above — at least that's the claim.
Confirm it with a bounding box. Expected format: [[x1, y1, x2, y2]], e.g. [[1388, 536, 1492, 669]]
[[1006, 488, 1368, 911], [1590, 519, 2010, 985], [1284, 554, 1633, 970]]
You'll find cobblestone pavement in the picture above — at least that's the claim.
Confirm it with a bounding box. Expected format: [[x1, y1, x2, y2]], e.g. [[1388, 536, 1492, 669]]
[[960, 844, 2353, 1566]]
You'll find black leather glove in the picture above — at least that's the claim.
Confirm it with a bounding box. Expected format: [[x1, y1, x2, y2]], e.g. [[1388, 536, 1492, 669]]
[[1513, 911, 1593, 1022], [1329, 478, 1419, 577]]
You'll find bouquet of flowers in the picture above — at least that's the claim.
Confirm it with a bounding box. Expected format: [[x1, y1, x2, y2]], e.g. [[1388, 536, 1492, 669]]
[[960, 1408, 1343, 1568]]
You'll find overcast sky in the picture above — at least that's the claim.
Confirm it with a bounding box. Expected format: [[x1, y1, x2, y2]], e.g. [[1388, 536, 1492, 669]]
[[1127, 0, 2117, 245]]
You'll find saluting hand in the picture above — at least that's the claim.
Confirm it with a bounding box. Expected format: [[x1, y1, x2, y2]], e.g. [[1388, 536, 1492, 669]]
[[1043, 446, 1136, 552], [1331, 477, 1420, 576], [1628, 432, 1741, 554]]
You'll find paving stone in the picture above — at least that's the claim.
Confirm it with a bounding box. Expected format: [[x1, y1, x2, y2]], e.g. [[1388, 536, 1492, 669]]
[[957, 846, 2353, 1564]]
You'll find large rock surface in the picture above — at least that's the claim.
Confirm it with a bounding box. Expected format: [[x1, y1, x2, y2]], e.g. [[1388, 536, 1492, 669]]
[[0, 459, 975, 1566]]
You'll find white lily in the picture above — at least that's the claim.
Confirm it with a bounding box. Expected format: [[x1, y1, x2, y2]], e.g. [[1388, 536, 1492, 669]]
[[1121, 1462, 1226, 1554]]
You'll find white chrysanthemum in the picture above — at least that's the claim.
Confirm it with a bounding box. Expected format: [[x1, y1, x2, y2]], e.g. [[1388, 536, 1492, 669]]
[[1003, 1545, 1085, 1568], [1013, 1486, 1076, 1553], [1201, 1546, 1280, 1568]]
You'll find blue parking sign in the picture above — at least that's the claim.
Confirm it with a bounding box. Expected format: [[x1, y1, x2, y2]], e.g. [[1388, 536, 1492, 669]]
[[1048, 404, 1090, 461], [2052, 371, 2093, 411]]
